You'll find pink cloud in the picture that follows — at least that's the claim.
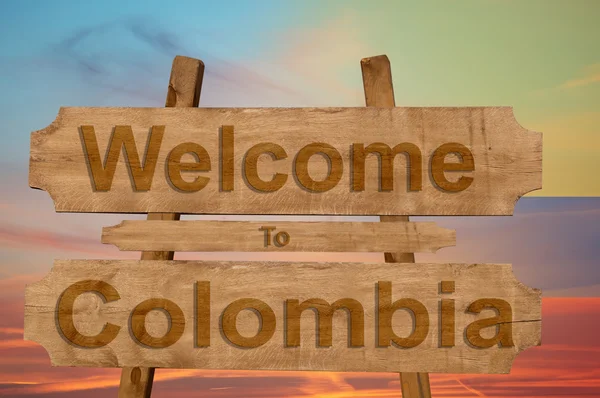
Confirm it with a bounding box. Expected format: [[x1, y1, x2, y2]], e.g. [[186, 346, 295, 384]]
[[0, 224, 121, 257]]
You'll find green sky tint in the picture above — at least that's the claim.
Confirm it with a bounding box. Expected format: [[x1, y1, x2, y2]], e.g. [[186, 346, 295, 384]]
[[284, 0, 599, 195]]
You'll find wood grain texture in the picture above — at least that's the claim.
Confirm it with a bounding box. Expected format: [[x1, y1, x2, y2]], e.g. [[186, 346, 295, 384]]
[[101, 220, 456, 253], [118, 55, 204, 398], [400, 373, 432, 398], [362, 54, 428, 396], [29, 106, 542, 215], [24, 260, 541, 374]]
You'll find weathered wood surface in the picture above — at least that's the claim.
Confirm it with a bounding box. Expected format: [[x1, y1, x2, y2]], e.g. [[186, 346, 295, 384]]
[[362, 54, 431, 397], [102, 220, 455, 253], [118, 55, 205, 398], [29, 106, 542, 215], [24, 260, 541, 374]]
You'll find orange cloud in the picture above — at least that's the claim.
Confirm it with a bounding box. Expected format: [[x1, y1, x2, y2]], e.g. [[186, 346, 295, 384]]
[[559, 63, 600, 89], [543, 297, 600, 315], [0, 327, 23, 335]]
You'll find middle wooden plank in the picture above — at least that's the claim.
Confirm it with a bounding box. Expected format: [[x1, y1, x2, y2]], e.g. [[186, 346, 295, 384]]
[[102, 220, 455, 252]]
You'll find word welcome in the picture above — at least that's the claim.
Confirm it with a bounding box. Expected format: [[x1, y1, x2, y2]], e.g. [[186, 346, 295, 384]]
[[58, 280, 512, 350], [81, 125, 475, 193]]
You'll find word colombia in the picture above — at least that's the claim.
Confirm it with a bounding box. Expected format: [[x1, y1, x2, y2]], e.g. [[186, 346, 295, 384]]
[[57, 279, 513, 350], [82, 124, 473, 194]]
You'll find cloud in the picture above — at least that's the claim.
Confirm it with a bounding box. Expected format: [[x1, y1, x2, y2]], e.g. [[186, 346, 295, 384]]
[[124, 20, 303, 101], [515, 208, 600, 219], [529, 63, 600, 98], [0, 274, 43, 296], [544, 283, 600, 297], [0, 223, 130, 258], [269, 9, 369, 106], [453, 377, 488, 397], [561, 72, 600, 88], [1, 16, 307, 107], [0, 339, 38, 350], [559, 63, 600, 89], [0, 327, 22, 335], [416, 198, 600, 292]]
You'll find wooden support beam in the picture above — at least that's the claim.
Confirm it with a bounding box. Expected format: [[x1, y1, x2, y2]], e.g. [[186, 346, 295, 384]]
[[117, 55, 204, 398], [361, 54, 432, 398]]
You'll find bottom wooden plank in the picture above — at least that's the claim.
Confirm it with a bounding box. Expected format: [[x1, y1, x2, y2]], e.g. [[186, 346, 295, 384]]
[[24, 260, 541, 374]]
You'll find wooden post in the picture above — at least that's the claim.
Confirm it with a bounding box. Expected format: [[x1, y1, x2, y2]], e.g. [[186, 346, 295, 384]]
[[361, 55, 432, 398], [117, 55, 205, 398]]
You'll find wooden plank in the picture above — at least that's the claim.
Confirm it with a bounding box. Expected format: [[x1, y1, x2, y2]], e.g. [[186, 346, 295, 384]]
[[101, 220, 456, 253], [24, 260, 542, 374], [361, 54, 431, 397], [118, 55, 204, 398], [29, 106, 542, 215]]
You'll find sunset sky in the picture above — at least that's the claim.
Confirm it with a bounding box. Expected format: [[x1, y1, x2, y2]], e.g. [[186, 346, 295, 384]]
[[1, 0, 599, 397]]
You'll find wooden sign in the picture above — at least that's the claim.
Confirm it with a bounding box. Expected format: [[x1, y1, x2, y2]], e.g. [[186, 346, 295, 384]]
[[29, 107, 542, 215], [24, 260, 541, 374], [102, 220, 456, 252]]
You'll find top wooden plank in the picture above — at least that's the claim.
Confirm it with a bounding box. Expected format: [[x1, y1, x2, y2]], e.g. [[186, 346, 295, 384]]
[[29, 107, 542, 215]]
